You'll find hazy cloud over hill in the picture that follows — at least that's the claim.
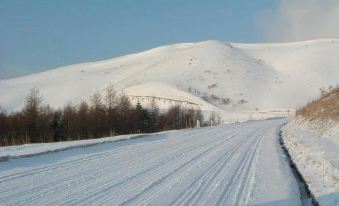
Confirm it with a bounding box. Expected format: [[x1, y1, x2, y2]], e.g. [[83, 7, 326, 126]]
[[257, 0, 339, 42]]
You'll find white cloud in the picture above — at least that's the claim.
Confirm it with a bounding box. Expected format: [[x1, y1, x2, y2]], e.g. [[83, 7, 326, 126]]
[[257, 0, 339, 42]]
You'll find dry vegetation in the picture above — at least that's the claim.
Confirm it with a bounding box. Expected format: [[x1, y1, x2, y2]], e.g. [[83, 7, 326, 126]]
[[296, 86, 339, 122]]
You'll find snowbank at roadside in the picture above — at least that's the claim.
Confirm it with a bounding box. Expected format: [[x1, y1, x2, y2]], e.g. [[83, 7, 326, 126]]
[[0, 134, 140, 161], [282, 118, 339, 206]]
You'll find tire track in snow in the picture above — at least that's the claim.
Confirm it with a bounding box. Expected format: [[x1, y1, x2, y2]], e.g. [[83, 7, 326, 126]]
[[70, 130, 244, 206], [36, 128, 244, 206], [182, 128, 266, 206], [1, 128, 231, 205], [117, 131, 246, 206], [0, 119, 300, 206], [0, 128, 223, 198]]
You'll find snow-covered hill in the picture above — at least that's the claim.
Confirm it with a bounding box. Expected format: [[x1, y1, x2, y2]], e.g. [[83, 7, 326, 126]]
[[1, 39, 338, 119]]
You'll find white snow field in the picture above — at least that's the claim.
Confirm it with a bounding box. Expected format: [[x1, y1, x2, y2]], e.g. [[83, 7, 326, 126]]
[[283, 119, 339, 206], [0, 119, 303, 206], [1, 39, 338, 121]]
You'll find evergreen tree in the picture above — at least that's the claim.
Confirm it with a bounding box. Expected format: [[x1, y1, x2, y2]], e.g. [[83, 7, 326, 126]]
[[133, 101, 144, 133], [51, 110, 65, 142], [148, 99, 160, 132]]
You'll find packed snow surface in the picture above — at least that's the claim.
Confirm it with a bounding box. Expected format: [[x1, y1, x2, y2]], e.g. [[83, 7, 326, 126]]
[[0, 119, 302, 206], [283, 119, 339, 206]]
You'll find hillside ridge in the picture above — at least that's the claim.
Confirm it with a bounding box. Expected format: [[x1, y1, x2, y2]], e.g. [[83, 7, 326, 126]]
[[1, 39, 338, 121]]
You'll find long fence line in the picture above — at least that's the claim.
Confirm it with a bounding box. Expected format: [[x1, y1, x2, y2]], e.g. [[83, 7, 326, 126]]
[[127, 95, 201, 107]]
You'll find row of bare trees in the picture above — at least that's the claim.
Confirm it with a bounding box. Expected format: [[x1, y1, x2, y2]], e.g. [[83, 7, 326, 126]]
[[0, 86, 204, 146]]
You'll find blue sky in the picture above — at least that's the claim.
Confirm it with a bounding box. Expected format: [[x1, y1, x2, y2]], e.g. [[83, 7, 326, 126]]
[[0, 0, 280, 79]]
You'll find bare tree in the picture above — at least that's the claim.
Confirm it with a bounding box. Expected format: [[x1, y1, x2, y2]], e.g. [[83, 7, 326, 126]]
[[22, 87, 44, 143], [63, 102, 77, 140], [104, 84, 117, 110], [0, 85, 210, 146], [116, 94, 132, 134], [0, 105, 9, 146], [77, 100, 90, 138], [209, 112, 217, 126], [195, 107, 204, 125], [89, 91, 106, 137], [104, 85, 118, 136]]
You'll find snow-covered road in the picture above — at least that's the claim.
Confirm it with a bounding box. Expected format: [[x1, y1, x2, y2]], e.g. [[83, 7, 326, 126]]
[[0, 119, 301, 206]]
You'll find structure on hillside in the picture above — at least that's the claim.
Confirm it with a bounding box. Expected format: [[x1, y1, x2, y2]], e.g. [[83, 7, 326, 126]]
[[127, 95, 200, 108]]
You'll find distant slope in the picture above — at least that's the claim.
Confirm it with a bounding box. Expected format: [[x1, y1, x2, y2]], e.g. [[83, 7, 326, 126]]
[[234, 39, 339, 108], [0, 39, 338, 117]]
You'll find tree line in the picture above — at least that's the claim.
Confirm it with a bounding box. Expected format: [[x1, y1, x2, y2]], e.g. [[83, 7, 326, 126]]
[[0, 86, 204, 146]]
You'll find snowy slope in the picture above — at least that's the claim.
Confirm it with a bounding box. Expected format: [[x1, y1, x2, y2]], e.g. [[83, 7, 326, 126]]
[[0, 119, 302, 206], [125, 82, 220, 111], [0, 39, 338, 116], [234, 39, 339, 108]]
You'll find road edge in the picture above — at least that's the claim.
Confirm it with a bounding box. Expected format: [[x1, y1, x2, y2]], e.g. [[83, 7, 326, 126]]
[[279, 125, 319, 206], [0, 133, 153, 163]]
